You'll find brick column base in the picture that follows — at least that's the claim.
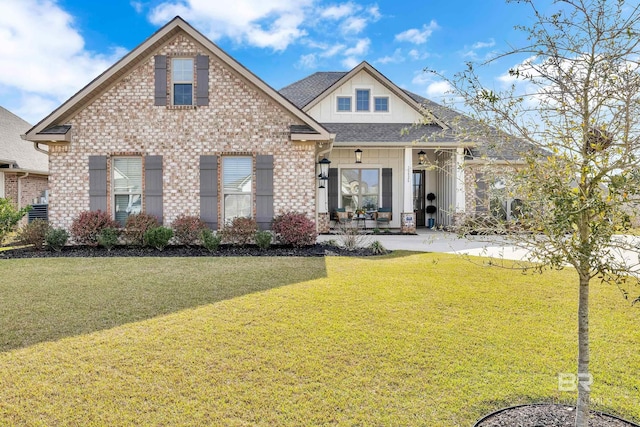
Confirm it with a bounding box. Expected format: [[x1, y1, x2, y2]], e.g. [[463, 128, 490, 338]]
[[317, 212, 330, 234]]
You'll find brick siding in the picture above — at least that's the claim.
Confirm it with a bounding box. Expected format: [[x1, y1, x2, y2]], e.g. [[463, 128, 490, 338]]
[[48, 33, 319, 230]]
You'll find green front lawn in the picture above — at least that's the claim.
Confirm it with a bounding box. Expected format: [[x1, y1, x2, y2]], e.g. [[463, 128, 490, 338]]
[[0, 253, 638, 426]]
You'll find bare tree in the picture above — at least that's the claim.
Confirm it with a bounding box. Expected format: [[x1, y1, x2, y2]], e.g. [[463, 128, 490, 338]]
[[429, 1, 640, 425]]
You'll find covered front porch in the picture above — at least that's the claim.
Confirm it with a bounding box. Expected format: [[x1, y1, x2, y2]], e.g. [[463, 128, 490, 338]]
[[315, 146, 467, 233]]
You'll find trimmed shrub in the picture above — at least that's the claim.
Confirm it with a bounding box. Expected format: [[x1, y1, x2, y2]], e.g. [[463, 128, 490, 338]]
[[201, 229, 222, 252], [124, 213, 159, 246], [271, 212, 317, 247], [17, 219, 50, 250], [222, 217, 258, 246], [0, 198, 31, 245], [369, 240, 387, 255], [172, 214, 208, 246], [70, 210, 120, 246], [255, 230, 273, 250], [97, 228, 120, 251], [45, 228, 69, 252], [144, 226, 173, 251]]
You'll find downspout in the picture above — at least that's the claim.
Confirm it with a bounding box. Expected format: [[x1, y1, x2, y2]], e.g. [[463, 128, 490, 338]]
[[17, 173, 29, 209], [33, 142, 49, 156]]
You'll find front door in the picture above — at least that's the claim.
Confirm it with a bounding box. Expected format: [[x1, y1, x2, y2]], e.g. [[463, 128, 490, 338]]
[[413, 170, 425, 227]]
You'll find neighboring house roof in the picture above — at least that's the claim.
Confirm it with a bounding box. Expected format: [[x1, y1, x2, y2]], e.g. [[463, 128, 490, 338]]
[[0, 106, 48, 173], [23, 16, 332, 143]]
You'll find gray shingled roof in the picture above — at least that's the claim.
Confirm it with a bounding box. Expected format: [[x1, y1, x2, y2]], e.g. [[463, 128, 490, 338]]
[[323, 123, 450, 143], [279, 72, 347, 109], [279, 72, 534, 161], [0, 107, 48, 172]]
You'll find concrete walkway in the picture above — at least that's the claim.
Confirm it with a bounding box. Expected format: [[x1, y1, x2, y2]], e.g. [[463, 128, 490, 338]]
[[317, 228, 531, 261]]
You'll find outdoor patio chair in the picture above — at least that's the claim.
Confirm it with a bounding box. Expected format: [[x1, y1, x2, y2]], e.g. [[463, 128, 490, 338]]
[[335, 208, 352, 226], [375, 207, 392, 229]]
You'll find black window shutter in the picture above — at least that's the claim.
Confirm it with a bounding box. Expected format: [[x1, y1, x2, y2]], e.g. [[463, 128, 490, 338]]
[[200, 155, 218, 230], [382, 168, 392, 208], [154, 55, 167, 106], [328, 168, 338, 218], [256, 155, 274, 231], [196, 54, 209, 106], [145, 156, 163, 223], [88, 156, 107, 212]]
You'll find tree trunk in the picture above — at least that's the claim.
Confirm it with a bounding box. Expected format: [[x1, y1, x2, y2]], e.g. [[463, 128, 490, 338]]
[[576, 272, 590, 427]]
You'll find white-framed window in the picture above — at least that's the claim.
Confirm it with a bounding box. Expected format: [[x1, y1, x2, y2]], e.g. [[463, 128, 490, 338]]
[[341, 168, 379, 210], [374, 96, 389, 112], [337, 96, 352, 112], [222, 156, 253, 223], [172, 58, 194, 106], [356, 89, 370, 111], [112, 157, 142, 226]]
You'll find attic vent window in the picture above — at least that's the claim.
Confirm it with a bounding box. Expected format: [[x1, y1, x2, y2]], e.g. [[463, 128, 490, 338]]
[[172, 58, 194, 106]]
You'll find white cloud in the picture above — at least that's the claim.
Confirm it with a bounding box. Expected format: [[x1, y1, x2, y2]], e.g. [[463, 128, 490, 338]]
[[472, 39, 496, 49], [462, 38, 497, 60], [297, 53, 318, 69], [395, 20, 439, 45], [0, 0, 127, 123], [426, 80, 452, 98], [149, 0, 314, 51], [130, 1, 144, 13], [409, 49, 429, 61], [321, 3, 357, 20], [342, 56, 360, 69], [321, 43, 346, 58], [341, 16, 367, 34], [344, 38, 370, 56], [375, 48, 405, 65]]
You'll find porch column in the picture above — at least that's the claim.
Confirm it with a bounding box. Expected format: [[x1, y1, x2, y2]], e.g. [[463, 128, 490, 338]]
[[455, 147, 466, 217], [401, 147, 416, 233]]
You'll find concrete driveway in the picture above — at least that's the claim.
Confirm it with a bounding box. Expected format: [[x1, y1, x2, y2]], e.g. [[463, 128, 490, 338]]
[[318, 229, 531, 261]]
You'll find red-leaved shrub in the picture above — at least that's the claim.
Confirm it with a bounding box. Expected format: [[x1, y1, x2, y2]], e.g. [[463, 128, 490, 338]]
[[172, 214, 208, 246], [125, 213, 160, 246], [222, 217, 258, 246], [271, 212, 317, 247], [70, 210, 120, 246]]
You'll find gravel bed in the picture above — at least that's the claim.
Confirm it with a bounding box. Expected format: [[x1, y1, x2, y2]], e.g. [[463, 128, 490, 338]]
[[475, 404, 639, 427]]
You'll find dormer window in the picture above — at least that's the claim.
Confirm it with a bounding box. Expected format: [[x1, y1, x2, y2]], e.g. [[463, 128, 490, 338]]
[[356, 89, 370, 111], [337, 96, 352, 112], [154, 54, 209, 107], [374, 96, 389, 112]]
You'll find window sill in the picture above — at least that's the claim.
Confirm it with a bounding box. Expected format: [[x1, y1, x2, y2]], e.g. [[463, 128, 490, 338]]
[[166, 105, 197, 110]]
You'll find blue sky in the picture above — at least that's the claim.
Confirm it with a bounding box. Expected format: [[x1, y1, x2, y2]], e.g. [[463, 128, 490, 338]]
[[0, 0, 546, 124]]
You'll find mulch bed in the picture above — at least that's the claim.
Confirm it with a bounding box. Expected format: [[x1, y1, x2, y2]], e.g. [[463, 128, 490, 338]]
[[0, 243, 379, 259], [475, 404, 639, 427]]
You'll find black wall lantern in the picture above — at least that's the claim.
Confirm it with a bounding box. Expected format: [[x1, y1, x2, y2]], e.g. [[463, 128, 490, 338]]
[[318, 157, 331, 188], [354, 148, 363, 163], [418, 150, 426, 165]]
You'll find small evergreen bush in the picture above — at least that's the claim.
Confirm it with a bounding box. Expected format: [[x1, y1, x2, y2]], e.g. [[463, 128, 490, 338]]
[[255, 230, 273, 250], [97, 227, 120, 251], [144, 226, 173, 251], [17, 219, 50, 250], [0, 198, 31, 245], [172, 214, 208, 246], [124, 213, 159, 246], [271, 212, 317, 247], [45, 228, 69, 252], [222, 217, 258, 246], [201, 229, 222, 252], [70, 210, 120, 246], [369, 240, 387, 255]]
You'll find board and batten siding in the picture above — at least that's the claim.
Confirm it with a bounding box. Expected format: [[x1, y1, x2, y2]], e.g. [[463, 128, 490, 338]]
[[307, 70, 423, 124]]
